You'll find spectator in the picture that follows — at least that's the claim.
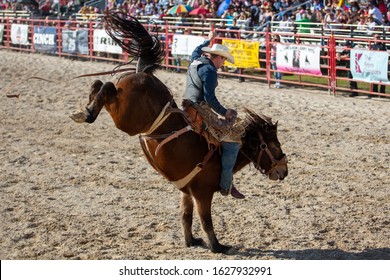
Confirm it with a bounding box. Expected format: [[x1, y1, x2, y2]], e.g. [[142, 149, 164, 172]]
[[295, 11, 311, 33], [366, 15, 377, 35], [227, 18, 240, 38], [312, 0, 324, 12], [271, 34, 282, 88], [368, 2, 383, 24], [259, 5, 273, 27], [376, 0, 387, 16], [369, 33, 386, 96], [349, 0, 360, 15], [39, 0, 52, 17], [336, 40, 358, 97], [64, 15, 76, 28], [277, 13, 293, 33], [323, 6, 334, 24], [356, 14, 366, 31], [306, 8, 318, 23], [272, 0, 282, 12], [280, 0, 292, 17], [249, 0, 260, 26], [0, 0, 7, 10]]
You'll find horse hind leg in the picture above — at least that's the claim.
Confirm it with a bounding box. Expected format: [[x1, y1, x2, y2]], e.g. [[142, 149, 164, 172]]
[[180, 193, 206, 248], [88, 80, 103, 105], [70, 80, 116, 124]]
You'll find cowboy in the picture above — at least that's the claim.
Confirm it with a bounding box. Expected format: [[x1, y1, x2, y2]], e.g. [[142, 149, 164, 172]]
[[184, 31, 245, 199]]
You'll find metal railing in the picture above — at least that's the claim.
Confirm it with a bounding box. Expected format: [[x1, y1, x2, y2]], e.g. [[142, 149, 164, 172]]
[[0, 17, 389, 98]]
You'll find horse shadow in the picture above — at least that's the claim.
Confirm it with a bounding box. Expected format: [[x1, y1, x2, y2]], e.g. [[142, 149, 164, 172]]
[[236, 247, 390, 260]]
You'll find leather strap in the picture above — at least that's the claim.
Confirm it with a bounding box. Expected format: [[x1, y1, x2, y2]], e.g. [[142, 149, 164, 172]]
[[154, 125, 192, 156]]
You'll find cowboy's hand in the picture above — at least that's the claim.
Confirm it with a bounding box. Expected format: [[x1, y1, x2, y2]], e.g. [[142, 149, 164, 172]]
[[208, 31, 215, 41], [225, 109, 237, 122]]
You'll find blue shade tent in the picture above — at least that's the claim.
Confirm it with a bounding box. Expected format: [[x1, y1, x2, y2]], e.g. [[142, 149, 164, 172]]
[[217, 0, 231, 17]]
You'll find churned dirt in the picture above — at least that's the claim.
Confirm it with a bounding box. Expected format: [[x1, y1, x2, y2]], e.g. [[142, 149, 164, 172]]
[[0, 50, 389, 260]]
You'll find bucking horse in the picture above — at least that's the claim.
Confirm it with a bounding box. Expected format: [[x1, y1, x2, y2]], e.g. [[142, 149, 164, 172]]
[[70, 11, 288, 254]]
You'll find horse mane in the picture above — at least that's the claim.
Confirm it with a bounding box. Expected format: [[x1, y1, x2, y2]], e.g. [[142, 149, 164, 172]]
[[243, 108, 276, 132], [103, 11, 164, 73]]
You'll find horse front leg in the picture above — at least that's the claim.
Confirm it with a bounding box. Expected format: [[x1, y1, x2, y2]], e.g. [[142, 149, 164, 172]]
[[193, 193, 232, 254], [180, 192, 206, 247], [70, 80, 116, 124]]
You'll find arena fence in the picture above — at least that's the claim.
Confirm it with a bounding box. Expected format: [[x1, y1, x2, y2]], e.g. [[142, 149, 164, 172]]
[[0, 16, 389, 98]]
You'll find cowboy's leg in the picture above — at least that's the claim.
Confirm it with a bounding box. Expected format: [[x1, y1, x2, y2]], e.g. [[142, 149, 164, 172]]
[[220, 142, 245, 198], [220, 141, 239, 191]]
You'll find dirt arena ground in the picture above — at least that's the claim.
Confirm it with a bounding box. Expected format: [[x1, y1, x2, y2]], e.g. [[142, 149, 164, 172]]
[[1, 50, 389, 260]]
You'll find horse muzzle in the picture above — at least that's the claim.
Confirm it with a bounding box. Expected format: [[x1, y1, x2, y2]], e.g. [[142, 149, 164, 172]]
[[267, 155, 288, 181]]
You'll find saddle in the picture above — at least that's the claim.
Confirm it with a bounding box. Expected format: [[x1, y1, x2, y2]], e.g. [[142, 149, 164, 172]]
[[182, 100, 245, 148]]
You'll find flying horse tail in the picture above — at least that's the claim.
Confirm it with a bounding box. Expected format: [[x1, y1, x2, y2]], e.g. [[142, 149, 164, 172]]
[[103, 11, 164, 74]]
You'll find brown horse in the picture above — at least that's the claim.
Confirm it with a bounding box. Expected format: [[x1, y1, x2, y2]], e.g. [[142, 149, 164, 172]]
[[71, 12, 288, 254]]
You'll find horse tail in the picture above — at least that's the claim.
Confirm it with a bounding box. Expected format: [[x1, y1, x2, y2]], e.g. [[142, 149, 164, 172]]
[[103, 10, 164, 74]]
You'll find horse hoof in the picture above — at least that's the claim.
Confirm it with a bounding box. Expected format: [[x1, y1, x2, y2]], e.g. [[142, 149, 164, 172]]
[[186, 237, 206, 247], [211, 244, 234, 254], [69, 112, 87, 123]]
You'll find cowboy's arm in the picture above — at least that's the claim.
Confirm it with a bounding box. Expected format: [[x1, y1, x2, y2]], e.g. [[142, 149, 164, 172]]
[[199, 65, 227, 116], [191, 31, 215, 62]]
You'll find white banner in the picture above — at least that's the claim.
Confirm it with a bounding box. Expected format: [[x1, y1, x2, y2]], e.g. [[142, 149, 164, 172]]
[[171, 34, 205, 56], [93, 29, 123, 54], [276, 43, 322, 75], [11, 24, 29, 45], [0, 24, 4, 43], [351, 49, 390, 83]]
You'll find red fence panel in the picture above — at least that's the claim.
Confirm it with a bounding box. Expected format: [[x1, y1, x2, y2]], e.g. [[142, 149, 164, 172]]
[[0, 17, 388, 98]]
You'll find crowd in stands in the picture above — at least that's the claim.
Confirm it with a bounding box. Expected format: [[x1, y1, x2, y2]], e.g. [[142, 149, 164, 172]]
[[2, 0, 390, 36], [0, 0, 85, 17]]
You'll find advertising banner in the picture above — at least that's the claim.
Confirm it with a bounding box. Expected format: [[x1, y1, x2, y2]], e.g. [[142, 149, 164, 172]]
[[11, 24, 29, 45], [93, 29, 123, 54], [276, 43, 322, 75], [350, 49, 390, 84], [62, 29, 89, 55], [0, 24, 4, 43], [33, 26, 57, 53], [223, 39, 260, 69], [171, 34, 205, 57]]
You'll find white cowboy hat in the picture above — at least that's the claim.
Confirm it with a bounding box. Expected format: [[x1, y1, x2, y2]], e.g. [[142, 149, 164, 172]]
[[201, 44, 235, 64]]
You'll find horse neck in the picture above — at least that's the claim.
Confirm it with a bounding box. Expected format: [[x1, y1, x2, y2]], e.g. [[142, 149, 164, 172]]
[[234, 125, 263, 172], [235, 150, 251, 173]]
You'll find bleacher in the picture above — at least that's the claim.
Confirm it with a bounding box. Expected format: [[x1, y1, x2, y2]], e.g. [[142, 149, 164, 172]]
[[2, 1, 390, 51], [0, 10, 31, 19]]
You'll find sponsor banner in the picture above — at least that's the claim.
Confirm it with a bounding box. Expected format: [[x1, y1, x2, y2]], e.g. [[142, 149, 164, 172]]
[[223, 39, 260, 69], [171, 34, 205, 57], [93, 29, 123, 54], [350, 49, 390, 83], [62, 29, 89, 55], [33, 26, 57, 53], [11, 24, 29, 45], [0, 24, 4, 43], [276, 44, 322, 75]]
